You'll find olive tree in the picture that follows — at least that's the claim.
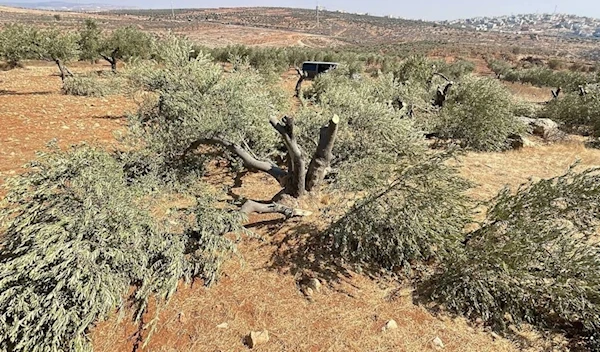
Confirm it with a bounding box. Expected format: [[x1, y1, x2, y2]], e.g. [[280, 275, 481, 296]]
[[426, 166, 600, 341], [127, 37, 436, 218], [35, 28, 80, 81], [99, 26, 152, 73], [0, 24, 39, 68], [78, 19, 102, 63], [0, 145, 243, 352]]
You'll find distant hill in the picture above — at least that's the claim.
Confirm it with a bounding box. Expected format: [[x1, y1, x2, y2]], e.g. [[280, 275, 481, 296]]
[[0, 1, 135, 11]]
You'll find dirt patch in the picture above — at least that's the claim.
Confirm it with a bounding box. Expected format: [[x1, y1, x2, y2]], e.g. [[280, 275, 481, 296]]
[[0, 62, 136, 184]]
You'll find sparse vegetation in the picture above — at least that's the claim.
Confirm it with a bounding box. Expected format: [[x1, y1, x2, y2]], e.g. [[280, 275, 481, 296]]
[[540, 85, 600, 135], [488, 58, 598, 90], [62, 74, 125, 97]]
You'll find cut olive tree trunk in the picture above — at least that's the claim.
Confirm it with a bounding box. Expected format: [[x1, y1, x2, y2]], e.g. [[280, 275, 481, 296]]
[[306, 114, 339, 191], [184, 114, 339, 217]]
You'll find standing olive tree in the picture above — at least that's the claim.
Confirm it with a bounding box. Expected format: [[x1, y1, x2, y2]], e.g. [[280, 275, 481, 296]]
[[0, 24, 39, 68], [35, 28, 80, 81], [78, 19, 102, 64], [99, 26, 152, 73]]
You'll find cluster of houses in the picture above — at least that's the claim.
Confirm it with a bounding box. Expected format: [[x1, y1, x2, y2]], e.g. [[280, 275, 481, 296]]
[[442, 13, 600, 38]]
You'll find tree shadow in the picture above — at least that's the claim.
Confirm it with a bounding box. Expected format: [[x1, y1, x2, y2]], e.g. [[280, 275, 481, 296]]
[[0, 89, 54, 96], [261, 219, 355, 284], [90, 114, 128, 120]]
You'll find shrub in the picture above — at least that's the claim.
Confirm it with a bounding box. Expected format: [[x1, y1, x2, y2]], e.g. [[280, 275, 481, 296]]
[[547, 58, 563, 70], [540, 87, 600, 135], [0, 145, 242, 351], [488, 59, 597, 90], [128, 36, 284, 172], [435, 75, 526, 151], [425, 166, 600, 339], [62, 74, 124, 97]]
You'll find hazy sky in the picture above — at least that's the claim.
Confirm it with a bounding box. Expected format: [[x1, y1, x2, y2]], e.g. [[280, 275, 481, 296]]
[[74, 0, 600, 20]]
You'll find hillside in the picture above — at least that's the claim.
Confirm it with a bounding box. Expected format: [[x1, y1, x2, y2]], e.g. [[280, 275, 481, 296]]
[[1, 5, 599, 58]]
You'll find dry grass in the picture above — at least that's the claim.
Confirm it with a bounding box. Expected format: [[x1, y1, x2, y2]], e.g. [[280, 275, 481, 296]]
[[459, 138, 600, 200], [502, 81, 553, 103]]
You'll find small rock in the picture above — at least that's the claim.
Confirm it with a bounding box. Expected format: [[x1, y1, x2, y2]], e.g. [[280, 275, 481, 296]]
[[490, 332, 501, 340], [307, 278, 322, 293], [303, 287, 314, 297], [382, 319, 398, 331], [216, 322, 228, 329], [432, 336, 445, 349], [247, 330, 269, 348], [178, 312, 186, 323], [475, 318, 484, 325]]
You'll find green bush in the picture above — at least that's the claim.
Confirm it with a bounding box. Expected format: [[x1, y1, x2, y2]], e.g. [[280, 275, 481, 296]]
[[0, 145, 242, 351], [540, 87, 600, 135], [325, 153, 472, 274], [426, 166, 600, 337], [62, 75, 124, 97], [435, 76, 526, 151]]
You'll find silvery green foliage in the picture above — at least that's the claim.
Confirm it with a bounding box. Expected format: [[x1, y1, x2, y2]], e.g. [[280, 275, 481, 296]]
[[128, 36, 283, 165], [300, 68, 472, 272], [0, 24, 39, 67], [35, 28, 80, 63], [0, 145, 241, 352], [325, 152, 472, 274], [541, 85, 600, 135], [62, 74, 125, 97], [300, 66, 427, 188], [427, 166, 600, 335], [435, 75, 527, 151], [488, 59, 597, 90]]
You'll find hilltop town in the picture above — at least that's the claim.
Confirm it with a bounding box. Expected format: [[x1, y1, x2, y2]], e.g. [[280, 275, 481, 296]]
[[442, 13, 600, 38]]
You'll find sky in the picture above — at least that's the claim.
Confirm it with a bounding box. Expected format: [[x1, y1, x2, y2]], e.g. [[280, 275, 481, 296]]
[[19, 0, 600, 20]]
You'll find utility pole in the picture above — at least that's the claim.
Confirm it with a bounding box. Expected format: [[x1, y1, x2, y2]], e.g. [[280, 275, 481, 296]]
[[316, 0, 320, 28], [171, 0, 175, 19]]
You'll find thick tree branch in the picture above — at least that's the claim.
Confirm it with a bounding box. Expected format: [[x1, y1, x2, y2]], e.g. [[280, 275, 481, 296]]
[[433, 82, 453, 107], [294, 67, 308, 98], [241, 200, 312, 218], [182, 136, 288, 185], [433, 72, 451, 82], [270, 115, 306, 197], [551, 86, 562, 99], [306, 114, 339, 191]]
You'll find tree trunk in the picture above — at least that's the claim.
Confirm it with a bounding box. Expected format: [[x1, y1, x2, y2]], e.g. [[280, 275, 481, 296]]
[[100, 52, 118, 73], [270, 115, 306, 197], [294, 68, 308, 98], [306, 115, 339, 191], [54, 59, 73, 82], [182, 114, 341, 217], [182, 136, 288, 186], [433, 82, 453, 107]]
